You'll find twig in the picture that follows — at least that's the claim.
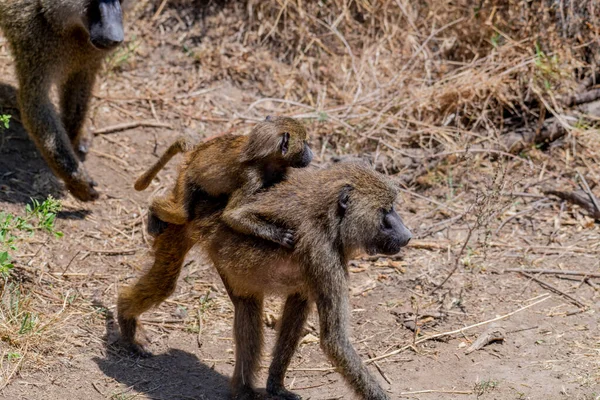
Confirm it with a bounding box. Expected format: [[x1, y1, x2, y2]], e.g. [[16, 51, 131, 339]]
[[577, 172, 600, 214], [504, 269, 600, 279], [400, 389, 472, 395], [92, 120, 171, 136], [0, 344, 28, 391], [519, 272, 588, 309], [86, 248, 140, 256], [366, 295, 550, 363], [431, 223, 474, 293], [152, 0, 169, 20]]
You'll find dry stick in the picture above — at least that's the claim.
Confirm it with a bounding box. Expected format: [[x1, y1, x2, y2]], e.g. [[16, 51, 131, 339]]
[[0, 344, 28, 391], [577, 172, 600, 214], [86, 248, 139, 256], [92, 120, 171, 136], [366, 295, 551, 364], [504, 269, 600, 279], [431, 222, 474, 294], [400, 389, 472, 395], [519, 272, 588, 309]]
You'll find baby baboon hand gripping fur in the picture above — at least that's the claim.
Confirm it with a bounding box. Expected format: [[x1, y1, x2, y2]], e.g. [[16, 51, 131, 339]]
[[0, 0, 125, 201], [134, 116, 313, 247], [118, 163, 412, 400]]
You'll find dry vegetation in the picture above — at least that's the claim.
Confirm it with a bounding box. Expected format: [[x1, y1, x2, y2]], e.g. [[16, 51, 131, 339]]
[[0, 0, 599, 399]]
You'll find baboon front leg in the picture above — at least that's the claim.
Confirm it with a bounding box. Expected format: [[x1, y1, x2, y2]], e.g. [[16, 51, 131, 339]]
[[267, 293, 310, 400], [316, 283, 388, 400], [117, 224, 192, 356], [221, 277, 264, 400], [17, 63, 98, 201], [60, 69, 97, 158]]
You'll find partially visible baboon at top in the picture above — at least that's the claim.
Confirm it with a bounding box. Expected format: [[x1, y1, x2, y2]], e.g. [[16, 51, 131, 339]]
[[118, 162, 412, 400], [0, 0, 125, 201], [134, 116, 313, 246]]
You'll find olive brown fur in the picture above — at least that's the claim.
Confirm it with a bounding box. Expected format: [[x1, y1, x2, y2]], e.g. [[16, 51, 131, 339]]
[[0, 0, 125, 201], [118, 162, 412, 400], [135, 116, 313, 247]]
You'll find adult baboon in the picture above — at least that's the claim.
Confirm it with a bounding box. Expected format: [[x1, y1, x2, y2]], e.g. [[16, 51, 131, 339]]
[[0, 0, 125, 201], [119, 163, 412, 400]]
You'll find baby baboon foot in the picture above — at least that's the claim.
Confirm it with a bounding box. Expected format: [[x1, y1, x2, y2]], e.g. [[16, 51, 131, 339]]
[[267, 386, 301, 400], [147, 211, 169, 237], [66, 168, 99, 201], [233, 386, 262, 400], [275, 228, 295, 249]]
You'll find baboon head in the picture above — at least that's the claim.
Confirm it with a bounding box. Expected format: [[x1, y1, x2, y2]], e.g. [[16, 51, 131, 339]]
[[44, 0, 124, 50], [336, 164, 412, 256], [242, 116, 313, 168]]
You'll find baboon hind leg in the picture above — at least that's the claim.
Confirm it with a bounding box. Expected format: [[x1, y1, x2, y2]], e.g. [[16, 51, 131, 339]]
[[117, 224, 192, 356], [267, 293, 310, 400], [219, 275, 264, 400]]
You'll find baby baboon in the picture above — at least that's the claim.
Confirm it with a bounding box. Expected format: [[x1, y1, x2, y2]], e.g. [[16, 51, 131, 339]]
[[119, 162, 412, 400], [0, 0, 125, 201], [135, 116, 313, 246]]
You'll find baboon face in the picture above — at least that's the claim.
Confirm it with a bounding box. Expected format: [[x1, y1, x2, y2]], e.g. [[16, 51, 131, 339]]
[[280, 132, 313, 168], [57, 0, 124, 49], [81, 0, 124, 50], [339, 171, 412, 256]]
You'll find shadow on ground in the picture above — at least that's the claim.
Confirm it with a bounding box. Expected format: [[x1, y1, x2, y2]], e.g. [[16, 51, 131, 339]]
[[94, 307, 231, 400], [0, 83, 66, 205]]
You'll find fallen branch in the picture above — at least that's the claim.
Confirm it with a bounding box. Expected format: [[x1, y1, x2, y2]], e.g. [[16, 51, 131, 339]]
[[564, 88, 600, 107], [519, 272, 588, 309], [502, 117, 569, 155], [544, 189, 600, 219], [400, 389, 472, 395], [505, 269, 600, 279], [93, 120, 172, 135], [366, 295, 550, 363], [465, 326, 505, 354]]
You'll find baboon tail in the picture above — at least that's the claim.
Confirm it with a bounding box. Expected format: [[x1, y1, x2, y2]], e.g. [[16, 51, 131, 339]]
[[134, 137, 192, 191]]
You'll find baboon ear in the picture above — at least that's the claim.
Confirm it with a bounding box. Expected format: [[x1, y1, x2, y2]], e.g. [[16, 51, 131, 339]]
[[280, 132, 290, 156], [338, 185, 352, 214]]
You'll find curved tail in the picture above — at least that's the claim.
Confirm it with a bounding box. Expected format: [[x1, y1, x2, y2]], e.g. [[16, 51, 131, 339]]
[[134, 137, 193, 191]]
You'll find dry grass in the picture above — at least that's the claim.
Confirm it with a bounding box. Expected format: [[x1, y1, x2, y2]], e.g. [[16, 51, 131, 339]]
[[0, 0, 599, 396]]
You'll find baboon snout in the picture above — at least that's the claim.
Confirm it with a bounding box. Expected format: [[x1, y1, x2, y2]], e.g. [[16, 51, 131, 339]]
[[293, 144, 313, 168], [377, 210, 412, 254], [89, 0, 124, 50]]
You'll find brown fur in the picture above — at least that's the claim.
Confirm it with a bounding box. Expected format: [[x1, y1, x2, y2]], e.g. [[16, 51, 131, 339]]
[[0, 0, 125, 201], [135, 116, 312, 247], [118, 163, 412, 400]]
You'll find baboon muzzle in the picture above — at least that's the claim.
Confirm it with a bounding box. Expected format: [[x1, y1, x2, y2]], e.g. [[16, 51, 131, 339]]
[[89, 0, 124, 50]]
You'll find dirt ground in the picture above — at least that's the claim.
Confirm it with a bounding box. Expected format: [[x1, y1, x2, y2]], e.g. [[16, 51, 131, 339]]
[[0, 2, 599, 400]]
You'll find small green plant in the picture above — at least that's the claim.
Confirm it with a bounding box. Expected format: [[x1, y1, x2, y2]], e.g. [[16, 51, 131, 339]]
[[0, 114, 10, 129], [0, 250, 14, 278], [0, 196, 63, 279], [475, 378, 499, 397], [6, 352, 22, 362], [26, 196, 63, 237]]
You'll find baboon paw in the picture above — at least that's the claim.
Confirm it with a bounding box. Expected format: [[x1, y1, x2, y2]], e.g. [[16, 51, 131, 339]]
[[66, 169, 99, 201], [126, 341, 153, 358], [234, 386, 262, 400], [147, 212, 169, 237], [277, 229, 295, 249], [267, 387, 302, 400]]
